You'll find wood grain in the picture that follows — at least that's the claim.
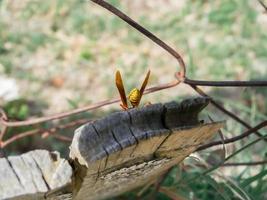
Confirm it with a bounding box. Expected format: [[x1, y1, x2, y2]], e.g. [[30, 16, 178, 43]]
[[0, 150, 73, 200], [69, 97, 210, 164]]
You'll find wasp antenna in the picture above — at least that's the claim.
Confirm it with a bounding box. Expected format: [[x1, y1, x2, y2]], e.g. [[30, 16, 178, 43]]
[[115, 70, 128, 109], [138, 70, 151, 106]]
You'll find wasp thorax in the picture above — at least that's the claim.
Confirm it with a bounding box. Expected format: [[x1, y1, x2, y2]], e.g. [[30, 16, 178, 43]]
[[128, 88, 141, 107]]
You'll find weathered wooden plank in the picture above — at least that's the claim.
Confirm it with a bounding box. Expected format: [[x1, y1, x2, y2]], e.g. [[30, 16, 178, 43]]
[[163, 97, 209, 128], [0, 158, 25, 199], [155, 122, 223, 157], [106, 111, 137, 147], [0, 150, 73, 200], [70, 97, 210, 164], [71, 123, 107, 165], [70, 97, 224, 200], [125, 103, 170, 164], [128, 103, 167, 138], [72, 121, 223, 200]]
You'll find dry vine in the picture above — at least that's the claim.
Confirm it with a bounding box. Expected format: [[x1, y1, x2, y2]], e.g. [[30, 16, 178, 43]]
[[0, 0, 267, 174]]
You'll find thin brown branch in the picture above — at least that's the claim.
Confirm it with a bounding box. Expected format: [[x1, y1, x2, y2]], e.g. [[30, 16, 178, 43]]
[[1, 119, 91, 148], [258, 0, 267, 12], [94, 0, 267, 90], [149, 168, 173, 200], [145, 80, 180, 93], [137, 179, 155, 197], [2, 129, 39, 147], [50, 119, 91, 132], [189, 84, 267, 141], [1, 5, 183, 129], [208, 115, 226, 162], [50, 134, 72, 142], [197, 120, 267, 151], [184, 78, 267, 87], [222, 160, 267, 166], [0, 98, 118, 127], [90, 0, 186, 78], [0, 80, 180, 128], [159, 187, 186, 200]]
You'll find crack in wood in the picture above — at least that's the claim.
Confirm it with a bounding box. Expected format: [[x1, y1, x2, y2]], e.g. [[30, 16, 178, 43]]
[[31, 154, 51, 191], [126, 111, 139, 144], [6, 158, 24, 190]]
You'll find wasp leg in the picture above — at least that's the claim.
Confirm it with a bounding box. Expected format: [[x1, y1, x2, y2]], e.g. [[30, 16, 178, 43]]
[[120, 104, 128, 110], [144, 102, 152, 107]]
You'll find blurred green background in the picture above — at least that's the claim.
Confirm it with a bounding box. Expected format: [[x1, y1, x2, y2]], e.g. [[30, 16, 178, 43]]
[[0, 0, 267, 199]]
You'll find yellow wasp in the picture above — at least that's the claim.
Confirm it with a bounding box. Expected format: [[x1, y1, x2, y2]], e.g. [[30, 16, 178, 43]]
[[115, 70, 150, 110]]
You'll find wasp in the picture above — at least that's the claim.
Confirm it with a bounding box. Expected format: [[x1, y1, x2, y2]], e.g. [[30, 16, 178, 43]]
[[115, 70, 150, 110]]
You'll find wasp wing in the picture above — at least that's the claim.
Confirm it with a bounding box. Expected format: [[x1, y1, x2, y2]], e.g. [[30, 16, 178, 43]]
[[115, 70, 128, 109], [138, 70, 150, 105]]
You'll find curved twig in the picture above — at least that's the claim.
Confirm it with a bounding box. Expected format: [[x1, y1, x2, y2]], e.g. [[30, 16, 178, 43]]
[[222, 160, 267, 166], [184, 78, 267, 87], [0, 79, 180, 127], [189, 84, 267, 141], [258, 0, 267, 12], [1, 119, 91, 148], [0, 99, 119, 127], [91, 0, 186, 78], [197, 120, 267, 151], [51, 134, 72, 142]]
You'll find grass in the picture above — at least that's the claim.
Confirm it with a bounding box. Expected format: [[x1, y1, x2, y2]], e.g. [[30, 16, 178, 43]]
[[0, 0, 267, 199]]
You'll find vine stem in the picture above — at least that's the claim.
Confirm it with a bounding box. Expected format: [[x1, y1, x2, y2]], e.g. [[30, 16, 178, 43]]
[[1, 119, 91, 148], [90, 0, 186, 78], [189, 84, 267, 141], [197, 120, 267, 151], [222, 160, 267, 166], [184, 78, 267, 87]]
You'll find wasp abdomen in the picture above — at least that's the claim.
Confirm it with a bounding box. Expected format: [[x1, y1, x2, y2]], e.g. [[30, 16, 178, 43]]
[[128, 88, 141, 107]]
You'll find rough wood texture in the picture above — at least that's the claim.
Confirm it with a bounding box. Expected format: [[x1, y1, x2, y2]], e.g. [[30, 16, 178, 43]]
[[69, 97, 224, 200], [0, 97, 224, 200], [69, 97, 210, 164], [0, 150, 73, 200]]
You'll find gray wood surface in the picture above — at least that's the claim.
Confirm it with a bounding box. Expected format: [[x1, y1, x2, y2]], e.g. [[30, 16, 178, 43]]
[[71, 122, 223, 200], [0, 97, 223, 200], [69, 97, 223, 200], [0, 150, 73, 200], [70, 97, 210, 163]]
